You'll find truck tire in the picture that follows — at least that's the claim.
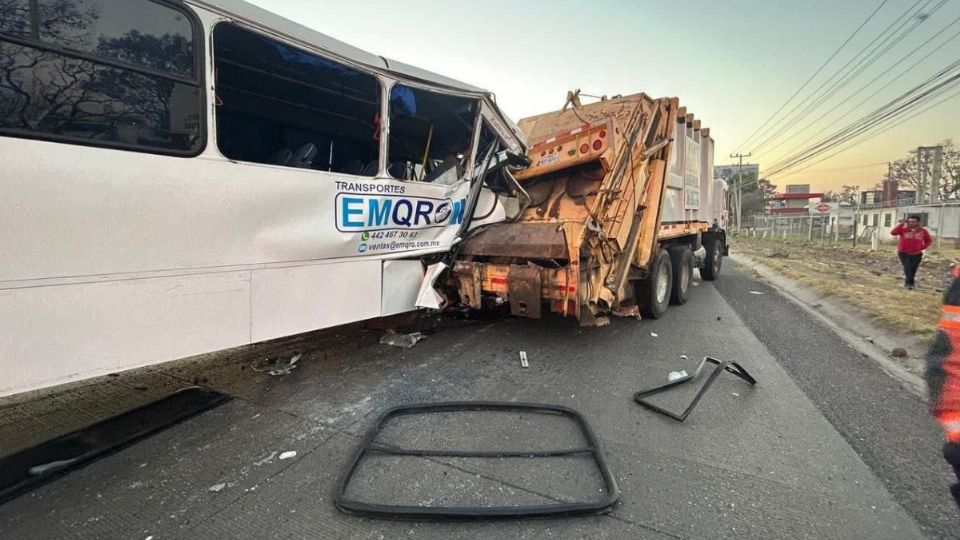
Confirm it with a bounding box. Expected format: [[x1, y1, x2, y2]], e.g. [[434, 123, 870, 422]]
[[669, 247, 693, 305], [637, 249, 672, 319], [700, 238, 723, 281]]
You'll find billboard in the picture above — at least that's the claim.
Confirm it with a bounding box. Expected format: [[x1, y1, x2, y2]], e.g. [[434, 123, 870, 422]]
[[714, 163, 759, 181]]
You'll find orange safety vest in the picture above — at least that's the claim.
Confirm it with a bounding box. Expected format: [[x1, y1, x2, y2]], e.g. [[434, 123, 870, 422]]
[[929, 266, 960, 443]]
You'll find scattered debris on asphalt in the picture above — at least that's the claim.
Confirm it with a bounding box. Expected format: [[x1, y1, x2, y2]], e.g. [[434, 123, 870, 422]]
[[519, 351, 529, 368], [279, 451, 297, 460], [680, 354, 688, 360], [865, 337, 875, 343], [254, 451, 277, 466], [208, 483, 226, 493], [749, 291, 765, 295], [891, 347, 908, 358], [252, 354, 301, 376], [634, 357, 757, 422], [380, 330, 425, 349], [612, 305, 641, 319], [650, 332, 658, 338]]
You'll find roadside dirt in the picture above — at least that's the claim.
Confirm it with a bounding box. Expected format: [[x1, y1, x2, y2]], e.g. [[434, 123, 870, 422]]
[[731, 236, 956, 342]]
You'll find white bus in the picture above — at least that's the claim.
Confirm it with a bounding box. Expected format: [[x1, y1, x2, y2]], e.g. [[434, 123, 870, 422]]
[[0, 0, 527, 396]]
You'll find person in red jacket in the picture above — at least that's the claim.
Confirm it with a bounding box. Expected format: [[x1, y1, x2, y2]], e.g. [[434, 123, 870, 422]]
[[891, 214, 933, 289], [926, 266, 960, 508]]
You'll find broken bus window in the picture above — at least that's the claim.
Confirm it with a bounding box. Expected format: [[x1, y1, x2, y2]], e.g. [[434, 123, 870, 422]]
[[388, 84, 478, 183]]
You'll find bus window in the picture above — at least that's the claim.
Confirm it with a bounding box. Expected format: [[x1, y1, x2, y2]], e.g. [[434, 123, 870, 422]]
[[213, 23, 381, 174], [0, 0, 203, 155], [388, 84, 478, 183], [36, 0, 196, 78]]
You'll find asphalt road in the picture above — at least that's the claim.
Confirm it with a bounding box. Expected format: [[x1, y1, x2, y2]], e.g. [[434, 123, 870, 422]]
[[714, 260, 959, 538], [0, 259, 956, 539]]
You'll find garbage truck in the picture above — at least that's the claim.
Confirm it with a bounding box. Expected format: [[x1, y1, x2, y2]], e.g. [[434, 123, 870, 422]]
[[449, 92, 728, 324]]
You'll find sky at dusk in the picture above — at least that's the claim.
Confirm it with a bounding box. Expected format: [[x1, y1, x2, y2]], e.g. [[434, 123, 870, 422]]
[[248, 0, 960, 193]]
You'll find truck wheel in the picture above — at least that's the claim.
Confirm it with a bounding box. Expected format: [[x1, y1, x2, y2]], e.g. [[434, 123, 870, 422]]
[[638, 249, 672, 319], [700, 238, 723, 281], [669, 247, 693, 305]]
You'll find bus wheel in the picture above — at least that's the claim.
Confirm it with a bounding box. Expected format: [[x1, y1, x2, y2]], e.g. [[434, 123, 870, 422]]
[[638, 249, 672, 319], [669, 247, 693, 305], [700, 238, 723, 281]]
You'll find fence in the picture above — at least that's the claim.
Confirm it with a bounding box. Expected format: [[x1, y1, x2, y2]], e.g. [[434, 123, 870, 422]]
[[748, 214, 884, 249]]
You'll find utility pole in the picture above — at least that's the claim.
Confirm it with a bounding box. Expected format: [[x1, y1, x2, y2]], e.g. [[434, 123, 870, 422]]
[[915, 146, 945, 203], [730, 152, 751, 231], [933, 145, 943, 202]]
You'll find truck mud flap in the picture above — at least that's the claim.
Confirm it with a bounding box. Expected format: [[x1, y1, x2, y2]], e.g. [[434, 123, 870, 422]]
[[634, 357, 756, 422], [334, 401, 621, 520], [508, 265, 542, 318]]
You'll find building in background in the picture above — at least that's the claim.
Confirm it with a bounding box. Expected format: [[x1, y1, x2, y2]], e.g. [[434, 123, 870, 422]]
[[860, 185, 916, 208], [769, 184, 824, 215]]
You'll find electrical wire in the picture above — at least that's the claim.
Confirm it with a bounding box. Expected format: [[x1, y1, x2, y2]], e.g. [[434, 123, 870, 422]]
[[758, 14, 960, 159], [765, 58, 960, 175], [772, 85, 960, 180], [750, 0, 945, 155], [732, 0, 891, 153], [764, 66, 960, 178]]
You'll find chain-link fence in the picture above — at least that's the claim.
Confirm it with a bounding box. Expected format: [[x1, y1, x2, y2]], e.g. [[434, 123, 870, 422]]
[[747, 214, 883, 248]]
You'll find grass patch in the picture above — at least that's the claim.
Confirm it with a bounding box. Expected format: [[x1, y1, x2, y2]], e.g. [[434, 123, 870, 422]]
[[731, 236, 950, 341]]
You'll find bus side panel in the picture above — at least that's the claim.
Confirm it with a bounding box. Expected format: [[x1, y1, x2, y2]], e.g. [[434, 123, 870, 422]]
[[0, 272, 251, 396], [250, 261, 381, 342], [0, 138, 463, 283], [381, 260, 425, 317]]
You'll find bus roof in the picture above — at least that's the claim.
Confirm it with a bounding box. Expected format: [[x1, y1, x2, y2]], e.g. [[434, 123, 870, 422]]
[[191, 0, 488, 95]]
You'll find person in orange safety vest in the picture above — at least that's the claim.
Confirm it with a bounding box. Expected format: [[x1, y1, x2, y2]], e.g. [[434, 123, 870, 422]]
[[926, 265, 960, 507]]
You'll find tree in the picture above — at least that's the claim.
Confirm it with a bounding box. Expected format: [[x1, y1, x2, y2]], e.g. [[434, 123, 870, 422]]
[[822, 184, 858, 204], [727, 171, 776, 221]]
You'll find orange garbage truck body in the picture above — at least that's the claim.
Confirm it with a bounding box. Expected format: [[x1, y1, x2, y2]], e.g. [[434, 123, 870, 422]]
[[450, 92, 727, 324]]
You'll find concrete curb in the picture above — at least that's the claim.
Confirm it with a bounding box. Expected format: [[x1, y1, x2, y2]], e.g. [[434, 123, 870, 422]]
[[730, 253, 928, 400]]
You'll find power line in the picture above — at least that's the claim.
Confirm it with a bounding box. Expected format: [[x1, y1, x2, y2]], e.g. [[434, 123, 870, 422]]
[[772, 85, 960, 180], [764, 65, 960, 178], [724, 162, 887, 193], [757, 14, 960, 159], [731, 0, 890, 154], [765, 57, 960, 175], [750, 0, 944, 155], [739, 0, 924, 153], [766, 74, 960, 178], [792, 161, 889, 174]]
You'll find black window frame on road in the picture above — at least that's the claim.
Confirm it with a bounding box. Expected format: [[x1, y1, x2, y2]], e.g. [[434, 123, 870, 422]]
[[0, 0, 206, 157]]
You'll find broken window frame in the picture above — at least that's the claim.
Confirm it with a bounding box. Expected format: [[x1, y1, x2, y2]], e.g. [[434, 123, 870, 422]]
[[334, 401, 621, 520], [633, 357, 757, 422], [382, 78, 484, 184]]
